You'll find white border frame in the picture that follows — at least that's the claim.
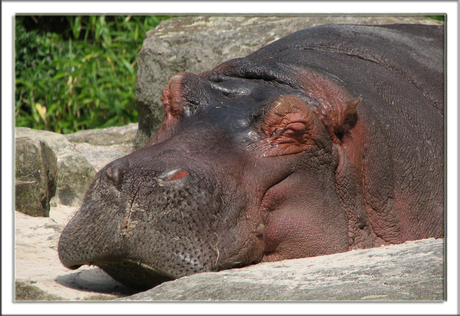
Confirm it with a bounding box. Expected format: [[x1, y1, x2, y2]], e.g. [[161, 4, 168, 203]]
[[2, 1, 458, 315]]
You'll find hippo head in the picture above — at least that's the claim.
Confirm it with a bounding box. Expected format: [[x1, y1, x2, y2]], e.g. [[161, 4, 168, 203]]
[[58, 58, 360, 290]]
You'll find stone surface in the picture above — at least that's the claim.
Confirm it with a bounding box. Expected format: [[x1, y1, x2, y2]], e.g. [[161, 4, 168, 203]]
[[15, 137, 57, 217], [64, 123, 137, 172], [70, 142, 135, 172], [65, 123, 138, 146], [15, 281, 63, 301], [134, 15, 443, 147], [14, 125, 137, 207], [120, 238, 444, 302], [15, 128, 96, 207]]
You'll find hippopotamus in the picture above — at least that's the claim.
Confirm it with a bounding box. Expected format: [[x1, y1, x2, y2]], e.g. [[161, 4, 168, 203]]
[[58, 23, 444, 290]]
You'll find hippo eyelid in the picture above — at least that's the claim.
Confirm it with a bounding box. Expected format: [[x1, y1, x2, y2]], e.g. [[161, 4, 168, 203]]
[[157, 169, 190, 185]]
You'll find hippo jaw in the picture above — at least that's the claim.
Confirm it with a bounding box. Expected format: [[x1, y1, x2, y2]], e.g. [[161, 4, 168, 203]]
[[59, 206, 178, 291]]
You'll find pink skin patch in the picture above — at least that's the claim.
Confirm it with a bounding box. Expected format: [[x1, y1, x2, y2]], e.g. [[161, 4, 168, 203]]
[[161, 169, 189, 182]]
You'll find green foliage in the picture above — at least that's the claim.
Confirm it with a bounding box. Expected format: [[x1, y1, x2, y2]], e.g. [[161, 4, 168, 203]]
[[15, 15, 174, 133], [423, 15, 445, 22]]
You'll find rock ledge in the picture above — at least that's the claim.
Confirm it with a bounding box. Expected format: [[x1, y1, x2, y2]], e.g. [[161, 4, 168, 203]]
[[120, 238, 444, 301]]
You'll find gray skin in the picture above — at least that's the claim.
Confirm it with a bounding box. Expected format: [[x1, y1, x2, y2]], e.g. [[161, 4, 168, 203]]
[[58, 24, 444, 290]]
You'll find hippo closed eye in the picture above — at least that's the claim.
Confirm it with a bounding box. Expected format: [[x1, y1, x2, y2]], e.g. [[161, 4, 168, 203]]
[[58, 23, 444, 290]]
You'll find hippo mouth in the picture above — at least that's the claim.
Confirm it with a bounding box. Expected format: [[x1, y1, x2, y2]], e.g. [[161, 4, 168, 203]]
[[89, 259, 175, 291], [63, 256, 176, 291]]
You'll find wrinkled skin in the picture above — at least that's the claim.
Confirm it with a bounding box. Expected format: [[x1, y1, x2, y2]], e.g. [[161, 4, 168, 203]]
[[58, 24, 444, 290]]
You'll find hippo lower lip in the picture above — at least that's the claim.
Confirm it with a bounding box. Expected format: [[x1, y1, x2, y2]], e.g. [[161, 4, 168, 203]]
[[89, 259, 175, 291], [98, 259, 175, 290]]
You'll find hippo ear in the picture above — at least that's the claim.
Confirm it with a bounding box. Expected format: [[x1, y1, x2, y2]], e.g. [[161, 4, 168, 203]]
[[145, 72, 200, 147], [258, 95, 331, 157], [160, 72, 191, 120], [297, 68, 361, 142]]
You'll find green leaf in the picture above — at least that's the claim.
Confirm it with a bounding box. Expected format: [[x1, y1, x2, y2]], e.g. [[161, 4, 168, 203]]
[[15, 15, 176, 133], [120, 58, 134, 76], [73, 16, 82, 39]]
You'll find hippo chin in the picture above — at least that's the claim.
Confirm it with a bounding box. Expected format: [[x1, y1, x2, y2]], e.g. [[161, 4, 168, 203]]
[[58, 23, 444, 290]]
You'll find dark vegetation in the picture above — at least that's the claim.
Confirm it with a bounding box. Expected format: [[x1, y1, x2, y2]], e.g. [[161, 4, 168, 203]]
[[15, 16, 175, 134]]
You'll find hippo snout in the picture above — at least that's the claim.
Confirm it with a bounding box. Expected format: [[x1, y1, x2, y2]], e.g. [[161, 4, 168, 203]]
[[58, 154, 228, 290], [104, 158, 130, 189]]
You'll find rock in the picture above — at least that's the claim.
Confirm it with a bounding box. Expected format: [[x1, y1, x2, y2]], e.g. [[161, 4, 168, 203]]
[[134, 15, 443, 147], [15, 137, 57, 217], [64, 123, 138, 146], [14, 125, 137, 208], [70, 142, 135, 172], [120, 238, 444, 301], [15, 281, 63, 301], [15, 128, 96, 207], [54, 152, 96, 206], [65, 123, 137, 172]]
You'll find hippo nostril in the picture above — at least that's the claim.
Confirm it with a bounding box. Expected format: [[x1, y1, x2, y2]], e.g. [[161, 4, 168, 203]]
[[160, 169, 189, 182], [106, 166, 119, 183], [105, 159, 129, 185]]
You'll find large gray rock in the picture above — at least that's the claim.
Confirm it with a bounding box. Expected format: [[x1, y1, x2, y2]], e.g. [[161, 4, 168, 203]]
[[15, 127, 96, 206], [15, 128, 96, 207], [15, 125, 138, 208], [121, 238, 444, 301], [64, 123, 137, 171], [15, 137, 57, 217], [65, 123, 138, 146], [134, 15, 443, 147]]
